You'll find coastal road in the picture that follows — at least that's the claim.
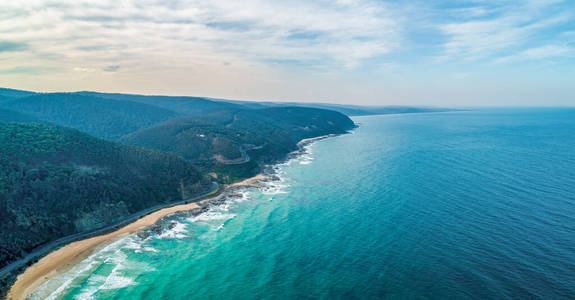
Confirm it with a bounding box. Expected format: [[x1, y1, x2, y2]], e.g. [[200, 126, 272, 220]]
[[218, 143, 267, 165], [0, 182, 219, 279]]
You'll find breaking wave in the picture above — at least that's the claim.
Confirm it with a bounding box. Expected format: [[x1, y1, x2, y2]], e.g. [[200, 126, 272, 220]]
[[28, 134, 320, 299]]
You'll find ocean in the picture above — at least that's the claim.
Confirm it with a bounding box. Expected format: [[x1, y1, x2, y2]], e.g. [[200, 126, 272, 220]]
[[31, 108, 575, 299]]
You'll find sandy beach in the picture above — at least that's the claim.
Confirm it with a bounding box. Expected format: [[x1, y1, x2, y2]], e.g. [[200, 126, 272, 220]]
[[297, 134, 336, 147], [7, 200, 210, 300], [7, 134, 321, 299], [7, 172, 274, 300], [6, 130, 336, 299], [228, 174, 272, 188]]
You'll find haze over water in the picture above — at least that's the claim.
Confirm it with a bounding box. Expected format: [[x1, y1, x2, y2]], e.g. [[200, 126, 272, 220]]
[[32, 109, 575, 299]]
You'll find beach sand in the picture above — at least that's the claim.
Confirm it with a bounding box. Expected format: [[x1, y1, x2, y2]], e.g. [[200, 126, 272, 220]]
[[8, 172, 271, 300], [7, 132, 333, 299], [7, 200, 207, 300], [297, 134, 335, 147], [228, 174, 272, 188]]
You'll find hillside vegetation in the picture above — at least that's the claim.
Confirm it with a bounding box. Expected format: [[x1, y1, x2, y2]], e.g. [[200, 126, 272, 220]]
[[0, 88, 396, 293], [0, 88, 36, 99], [121, 118, 265, 162], [0, 123, 210, 270], [219, 99, 449, 116], [122, 107, 356, 182], [0, 89, 358, 274], [78, 91, 242, 116], [0, 108, 40, 123], [2, 93, 178, 140]]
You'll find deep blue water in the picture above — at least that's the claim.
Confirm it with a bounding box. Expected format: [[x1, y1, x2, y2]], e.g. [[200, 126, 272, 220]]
[[33, 109, 575, 299]]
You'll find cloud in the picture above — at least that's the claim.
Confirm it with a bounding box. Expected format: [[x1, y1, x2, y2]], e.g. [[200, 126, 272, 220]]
[[0, 66, 43, 74], [495, 45, 574, 63], [437, 1, 574, 62], [0, 41, 28, 52], [0, 0, 574, 106], [73, 67, 96, 72], [0, 0, 400, 70], [102, 65, 120, 72]]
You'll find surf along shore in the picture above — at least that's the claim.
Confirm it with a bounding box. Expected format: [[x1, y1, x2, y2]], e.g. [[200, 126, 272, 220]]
[[7, 134, 335, 300], [7, 175, 272, 300]]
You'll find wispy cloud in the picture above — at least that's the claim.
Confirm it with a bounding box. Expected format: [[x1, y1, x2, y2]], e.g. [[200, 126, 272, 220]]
[[495, 44, 575, 63], [437, 0, 574, 62], [0, 0, 401, 70], [0, 0, 573, 106], [0, 66, 45, 74]]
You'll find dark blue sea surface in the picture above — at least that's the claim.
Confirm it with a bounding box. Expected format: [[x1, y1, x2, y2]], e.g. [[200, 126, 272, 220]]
[[32, 109, 575, 299]]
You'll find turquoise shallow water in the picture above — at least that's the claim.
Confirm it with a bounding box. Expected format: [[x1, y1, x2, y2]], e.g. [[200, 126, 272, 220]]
[[32, 109, 575, 299]]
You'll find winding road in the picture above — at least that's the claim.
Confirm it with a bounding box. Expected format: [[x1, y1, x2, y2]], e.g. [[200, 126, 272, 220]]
[[0, 182, 219, 279], [217, 143, 267, 165]]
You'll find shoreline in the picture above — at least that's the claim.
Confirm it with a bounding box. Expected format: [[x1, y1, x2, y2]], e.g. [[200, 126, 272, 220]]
[[7, 200, 206, 300], [297, 134, 337, 147], [7, 134, 337, 300], [228, 174, 274, 188], [7, 171, 279, 300]]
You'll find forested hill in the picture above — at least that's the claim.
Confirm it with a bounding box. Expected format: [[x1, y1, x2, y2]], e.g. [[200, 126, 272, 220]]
[[0, 108, 40, 123], [0, 123, 211, 270], [77, 91, 243, 116], [0, 88, 358, 281], [121, 107, 356, 182], [0, 88, 450, 119], [0, 88, 447, 148], [0, 87, 438, 290], [2, 93, 179, 140], [0, 88, 35, 99]]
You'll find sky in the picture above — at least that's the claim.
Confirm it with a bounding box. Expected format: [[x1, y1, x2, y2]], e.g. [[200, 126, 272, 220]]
[[0, 0, 574, 106]]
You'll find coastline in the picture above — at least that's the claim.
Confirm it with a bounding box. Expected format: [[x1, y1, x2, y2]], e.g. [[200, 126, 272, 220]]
[[297, 134, 337, 147], [7, 175, 281, 300], [7, 200, 205, 300], [7, 134, 336, 300], [228, 174, 274, 188]]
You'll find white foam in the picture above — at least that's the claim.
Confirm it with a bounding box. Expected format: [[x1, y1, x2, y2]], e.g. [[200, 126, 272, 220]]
[[117, 236, 157, 253], [141, 247, 159, 253], [157, 221, 188, 239], [262, 185, 288, 195], [30, 136, 322, 299], [36, 259, 99, 300], [74, 275, 107, 300], [30, 236, 144, 300], [73, 243, 146, 299], [100, 266, 134, 290], [189, 211, 236, 223], [33, 237, 126, 298], [123, 237, 144, 250], [218, 202, 231, 212], [259, 175, 290, 196], [298, 147, 315, 165], [73, 257, 135, 300], [231, 191, 251, 202]]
